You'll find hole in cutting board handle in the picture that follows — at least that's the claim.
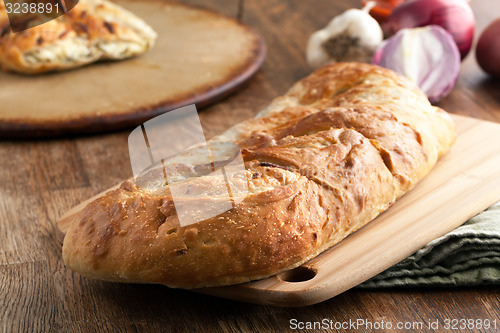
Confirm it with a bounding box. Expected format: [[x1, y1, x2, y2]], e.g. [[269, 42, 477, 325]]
[[277, 266, 317, 282]]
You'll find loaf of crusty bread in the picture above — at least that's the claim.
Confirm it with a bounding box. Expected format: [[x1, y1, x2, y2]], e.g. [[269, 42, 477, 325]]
[[62, 63, 456, 288], [0, 0, 157, 74]]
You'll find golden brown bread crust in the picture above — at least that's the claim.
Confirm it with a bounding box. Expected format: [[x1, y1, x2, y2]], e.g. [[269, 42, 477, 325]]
[[62, 63, 456, 288], [0, 0, 157, 74]]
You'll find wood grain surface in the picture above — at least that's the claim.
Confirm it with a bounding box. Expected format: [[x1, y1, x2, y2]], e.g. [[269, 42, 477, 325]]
[[199, 115, 500, 306], [56, 115, 500, 307], [1, 0, 500, 332]]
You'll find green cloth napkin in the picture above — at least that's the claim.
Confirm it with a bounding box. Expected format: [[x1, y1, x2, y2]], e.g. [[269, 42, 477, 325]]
[[359, 202, 500, 288]]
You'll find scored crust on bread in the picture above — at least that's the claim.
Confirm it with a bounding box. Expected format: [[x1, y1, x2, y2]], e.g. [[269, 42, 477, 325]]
[[0, 0, 157, 74], [62, 63, 456, 288]]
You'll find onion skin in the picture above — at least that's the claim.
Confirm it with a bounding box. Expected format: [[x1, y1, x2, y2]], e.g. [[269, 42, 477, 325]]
[[373, 26, 460, 103], [476, 18, 500, 79], [385, 0, 475, 59]]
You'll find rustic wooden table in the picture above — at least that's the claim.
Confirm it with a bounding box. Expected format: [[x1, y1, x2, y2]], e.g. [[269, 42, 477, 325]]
[[1, 0, 499, 332]]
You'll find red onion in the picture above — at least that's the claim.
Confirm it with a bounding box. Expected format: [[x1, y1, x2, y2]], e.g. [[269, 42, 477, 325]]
[[384, 0, 475, 59], [373, 25, 460, 103], [476, 18, 500, 79]]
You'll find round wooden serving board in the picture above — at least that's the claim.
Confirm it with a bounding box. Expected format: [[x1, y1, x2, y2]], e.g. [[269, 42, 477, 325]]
[[0, 0, 266, 138]]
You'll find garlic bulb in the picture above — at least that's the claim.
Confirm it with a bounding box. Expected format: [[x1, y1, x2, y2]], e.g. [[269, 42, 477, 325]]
[[306, 2, 383, 68]]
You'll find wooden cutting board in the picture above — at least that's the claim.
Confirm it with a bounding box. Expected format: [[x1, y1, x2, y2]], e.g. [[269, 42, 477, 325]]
[[0, 0, 265, 138], [57, 114, 500, 307]]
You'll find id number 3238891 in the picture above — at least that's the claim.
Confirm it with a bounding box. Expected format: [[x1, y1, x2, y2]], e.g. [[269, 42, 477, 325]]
[[443, 318, 497, 330], [5, 1, 60, 14]]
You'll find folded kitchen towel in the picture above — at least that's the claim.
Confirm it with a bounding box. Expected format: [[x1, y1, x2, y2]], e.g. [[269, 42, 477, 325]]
[[359, 202, 500, 288]]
